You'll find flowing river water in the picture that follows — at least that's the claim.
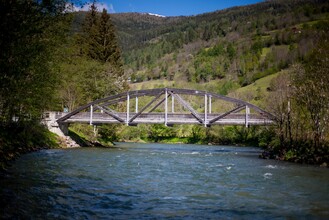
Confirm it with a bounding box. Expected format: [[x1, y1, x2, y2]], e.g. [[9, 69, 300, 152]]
[[1, 143, 328, 219]]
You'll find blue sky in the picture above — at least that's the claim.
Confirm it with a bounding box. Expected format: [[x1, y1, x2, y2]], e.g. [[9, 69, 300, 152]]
[[77, 0, 264, 17]]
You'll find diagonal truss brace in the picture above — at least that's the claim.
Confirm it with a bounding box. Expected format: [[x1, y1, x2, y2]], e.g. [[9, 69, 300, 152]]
[[169, 91, 204, 124], [95, 105, 125, 123], [208, 105, 245, 124], [148, 93, 171, 114], [128, 91, 165, 123]]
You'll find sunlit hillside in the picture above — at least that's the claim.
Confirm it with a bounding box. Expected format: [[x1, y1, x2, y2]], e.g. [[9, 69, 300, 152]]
[[96, 0, 329, 106]]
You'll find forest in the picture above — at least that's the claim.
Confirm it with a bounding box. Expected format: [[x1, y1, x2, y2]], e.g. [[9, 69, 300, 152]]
[[0, 0, 328, 169]]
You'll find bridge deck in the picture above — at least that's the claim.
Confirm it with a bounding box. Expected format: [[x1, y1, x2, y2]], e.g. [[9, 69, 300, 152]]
[[56, 112, 273, 126]]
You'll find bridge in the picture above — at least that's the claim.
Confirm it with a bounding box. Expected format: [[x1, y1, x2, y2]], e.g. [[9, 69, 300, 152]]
[[52, 88, 275, 134]]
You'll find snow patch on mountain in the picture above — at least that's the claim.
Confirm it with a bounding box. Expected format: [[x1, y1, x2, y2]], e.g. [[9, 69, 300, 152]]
[[147, 13, 166, 18]]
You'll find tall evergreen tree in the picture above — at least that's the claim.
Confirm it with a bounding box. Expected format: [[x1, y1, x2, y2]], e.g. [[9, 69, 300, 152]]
[[82, 0, 98, 60], [98, 9, 122, 65], [80, 2, 127, 98], [82, 4, 123, 69]]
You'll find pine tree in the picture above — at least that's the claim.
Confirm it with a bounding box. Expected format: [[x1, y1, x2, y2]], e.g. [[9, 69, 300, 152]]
[[82, 1, 99, 60], [80, 3, 127, 99], [83, 5, 123, 69], [98, 9, 118, 63], [97, 8, 125, 79]]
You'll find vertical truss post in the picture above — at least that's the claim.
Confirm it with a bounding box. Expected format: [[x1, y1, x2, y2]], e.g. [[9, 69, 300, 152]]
[[89, 105, 93, 125], [172, 95, 175, 113], [126, 92, 130, 126], [165, 89, 168, 126], [204, 94, 208, 127], [209, 96, 212, 114], [245, 105, 250, 128], [93, 125, 97, 136], [135, 96, 138, 113]]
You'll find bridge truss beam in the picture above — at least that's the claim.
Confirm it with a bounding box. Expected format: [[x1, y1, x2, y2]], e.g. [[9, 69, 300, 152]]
[[57, 88, 276, 127]]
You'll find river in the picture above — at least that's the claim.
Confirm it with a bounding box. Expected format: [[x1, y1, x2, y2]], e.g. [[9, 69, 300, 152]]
[[1, 143, 328, 219]]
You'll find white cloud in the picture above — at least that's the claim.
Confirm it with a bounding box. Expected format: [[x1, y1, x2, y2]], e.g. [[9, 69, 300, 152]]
[[81, 2, 109, 12], [67, 2, 112, 13], [64, 3, 81, 12], [108, 4, 115, 13]]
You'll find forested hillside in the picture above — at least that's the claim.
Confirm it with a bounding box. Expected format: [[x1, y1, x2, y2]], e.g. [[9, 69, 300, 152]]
[[109, 0, 329, 93]]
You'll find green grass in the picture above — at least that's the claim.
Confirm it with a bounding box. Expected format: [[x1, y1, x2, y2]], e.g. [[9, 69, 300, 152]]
[[128, 68, 282, 111], [159, 137, 189, 144], [231, 71, 280, 107], [130, 79, 176, 90], [260, 47, 271, 62]]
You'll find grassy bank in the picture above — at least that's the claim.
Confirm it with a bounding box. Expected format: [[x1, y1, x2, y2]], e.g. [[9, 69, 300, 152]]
[[0, 122, 60, 171]]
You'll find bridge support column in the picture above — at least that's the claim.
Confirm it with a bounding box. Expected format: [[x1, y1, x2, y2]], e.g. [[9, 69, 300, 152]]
[[90, 105, 93, 125], [172, 96, 174, 113], [209, 96, 212, 114], [135, 96, 138, 113], [126, 93, 130, 126], [204, 94, 207, 127], [245, 106, 250, 128], [165, 89, 168, 126], [93, 125, 97, 137]]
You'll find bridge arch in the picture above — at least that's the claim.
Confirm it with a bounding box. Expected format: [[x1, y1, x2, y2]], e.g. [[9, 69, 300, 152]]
[[57, 88, 275, 127]]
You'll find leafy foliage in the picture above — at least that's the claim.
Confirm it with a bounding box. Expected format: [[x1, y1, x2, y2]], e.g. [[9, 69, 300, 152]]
[[264, 35, 329, 164], [0, 0, 68, 122], [0, 0, 70, 169]]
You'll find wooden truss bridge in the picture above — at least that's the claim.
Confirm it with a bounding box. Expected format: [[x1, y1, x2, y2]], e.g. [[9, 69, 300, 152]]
[[55, 88, 275, 132]]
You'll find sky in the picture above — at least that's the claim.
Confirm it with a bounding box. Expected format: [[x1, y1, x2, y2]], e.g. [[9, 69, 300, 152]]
[[74, 0, 264, 17]]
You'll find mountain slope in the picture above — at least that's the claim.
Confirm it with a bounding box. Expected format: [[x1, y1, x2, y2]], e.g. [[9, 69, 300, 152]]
[[106, 0, 329, 98], [71, 0, 329, 101]]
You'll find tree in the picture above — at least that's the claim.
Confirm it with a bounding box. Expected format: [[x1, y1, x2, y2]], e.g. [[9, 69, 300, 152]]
[[82, 5, 123, 68], [292, 38, 329, 147], [98, 9, 123, 66], [59, 1, 128, 107], [267, 71, 293, 148], [265, 37, 329, 162], [0, 0, 67, 122], [81, 3, 127, 94]]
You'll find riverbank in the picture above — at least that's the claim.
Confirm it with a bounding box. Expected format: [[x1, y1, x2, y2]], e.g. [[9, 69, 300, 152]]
[[120, 135, 258, 147], [0, 122, 52, 171], [0, 122, 75, 172], [0, 122, 120, 172], [259, 143, 329, 167], [1, 122, 328, 172]]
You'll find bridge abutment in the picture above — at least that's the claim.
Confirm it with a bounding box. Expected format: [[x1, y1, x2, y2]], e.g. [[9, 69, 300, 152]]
[[42, 111, 79, 147]]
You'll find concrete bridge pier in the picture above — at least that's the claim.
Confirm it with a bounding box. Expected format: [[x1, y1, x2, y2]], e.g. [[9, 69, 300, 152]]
[[42, 111, 69, 135]]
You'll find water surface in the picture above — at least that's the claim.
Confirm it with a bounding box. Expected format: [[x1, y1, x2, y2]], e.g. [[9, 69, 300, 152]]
[[1, 143, 328, 219]]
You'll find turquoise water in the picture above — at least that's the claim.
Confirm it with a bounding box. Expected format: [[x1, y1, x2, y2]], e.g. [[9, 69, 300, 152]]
[[1, 143, 329, 219]]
